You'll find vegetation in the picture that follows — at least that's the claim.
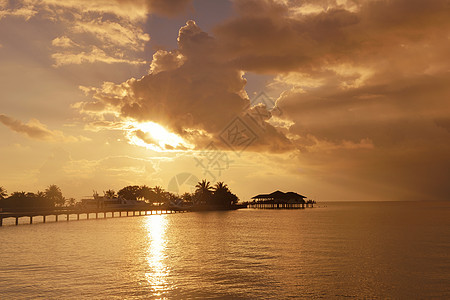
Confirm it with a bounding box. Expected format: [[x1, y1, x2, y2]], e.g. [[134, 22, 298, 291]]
[[116, 185, 174, 205], [45, 185, 65, 207], [191, 180, 239, 208], [0, 179, 240, 212], [104, 189, 116, 199], [0, 188, 54, 211], [194, 179, 213, 205], [105, 180, 239, 208]]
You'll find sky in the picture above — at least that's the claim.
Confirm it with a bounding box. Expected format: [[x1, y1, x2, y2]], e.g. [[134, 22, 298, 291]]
[[0, 0, 449, 201]]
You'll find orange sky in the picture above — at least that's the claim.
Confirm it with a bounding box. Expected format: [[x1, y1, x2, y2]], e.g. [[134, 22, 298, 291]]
[[1, 0, 449, 201]]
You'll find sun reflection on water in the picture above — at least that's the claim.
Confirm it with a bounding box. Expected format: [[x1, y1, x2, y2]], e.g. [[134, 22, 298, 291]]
[[144, 215, 169, 296]]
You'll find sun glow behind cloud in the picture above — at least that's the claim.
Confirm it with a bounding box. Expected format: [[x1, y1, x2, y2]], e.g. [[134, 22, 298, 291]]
[[125, 120, 191, 151]]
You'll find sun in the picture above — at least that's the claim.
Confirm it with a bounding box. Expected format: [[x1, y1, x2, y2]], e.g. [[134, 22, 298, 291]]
[[125, 120, 191, 151]]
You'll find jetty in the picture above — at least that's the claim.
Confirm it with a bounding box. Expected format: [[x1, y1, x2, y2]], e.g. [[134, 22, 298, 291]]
[[0, 206, 188, 226]]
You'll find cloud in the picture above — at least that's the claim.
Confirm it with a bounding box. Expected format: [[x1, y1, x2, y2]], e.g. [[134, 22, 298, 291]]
[[120, 0, 193, 17], [273, 67, 450, 201], [149, 50, 185, 74], [51, 46, 147, 67], [146, 0, 192, 16], [0, 114, 53, 140], [76, 20, 294, 153], [48, 5, 150, 67], [0, 0, 38, 20], [0, 114, 89, 142], [186, 0, 450, 200], [71, 18, 150, 51], [51, 36, 79, 48], [1, 0, 153, 67], [41, 0, 148, 21], [214, 0, 450, 73], [2, 0, 194, 67], [72, 1, 450, 200]]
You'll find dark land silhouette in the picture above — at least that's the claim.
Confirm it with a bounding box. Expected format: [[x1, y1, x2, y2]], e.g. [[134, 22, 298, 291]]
[[0, 180, 241, 213], [0, 185, 65, 212]]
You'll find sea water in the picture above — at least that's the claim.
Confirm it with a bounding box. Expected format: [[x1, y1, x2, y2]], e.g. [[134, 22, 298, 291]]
[[1, 201, 449, 299]]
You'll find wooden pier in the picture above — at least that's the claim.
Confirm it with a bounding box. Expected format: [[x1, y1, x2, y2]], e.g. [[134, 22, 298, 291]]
[[0, 207, 188, 227]]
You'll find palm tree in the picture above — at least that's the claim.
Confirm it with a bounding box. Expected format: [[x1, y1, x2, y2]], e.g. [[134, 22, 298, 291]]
[[45, 184, 65, 207], [36, 191, 46, 199], [153, 185, 164, 195], [139, 185, 154, 202], [195, 179, 213, 205], [0, 186, 7, 199], [181, 192, 192, 202], [66, 197, 76, 207], [34, 190, 52, 208], [195, 179, 213, 194], [153, 186, 166, 205], [214, 182, 229, 193], [212, 182, 230, 206]]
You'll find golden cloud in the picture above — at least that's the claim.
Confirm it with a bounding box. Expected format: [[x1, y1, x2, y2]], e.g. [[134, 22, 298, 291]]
[[0, 114, 90, 143]]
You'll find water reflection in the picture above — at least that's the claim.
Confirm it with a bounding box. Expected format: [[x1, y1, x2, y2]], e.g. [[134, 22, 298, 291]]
[[144, 215, 169, 296]]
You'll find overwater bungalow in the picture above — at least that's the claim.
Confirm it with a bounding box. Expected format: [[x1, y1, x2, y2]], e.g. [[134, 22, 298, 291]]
[[249, 190, 312, 209]]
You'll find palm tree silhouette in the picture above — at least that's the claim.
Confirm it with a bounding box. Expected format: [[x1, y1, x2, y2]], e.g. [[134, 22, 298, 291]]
[[195, 179, 213, 194], [153, 186, 166, 204], [181, 192, 192, 202], [66, 197, 76, 207], [214, 182, 229, 193], [140, 185, 154, 202], [36, 191, 46, 199], [213, 181, 232, 206], [45, 185, 64, 207], [195, 179, 213, 205]]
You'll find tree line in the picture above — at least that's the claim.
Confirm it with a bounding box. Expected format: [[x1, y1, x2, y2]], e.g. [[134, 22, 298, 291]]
[[0, 185, 74, 211], [108, 179, 239, 208], [0, 179, 239, 211]]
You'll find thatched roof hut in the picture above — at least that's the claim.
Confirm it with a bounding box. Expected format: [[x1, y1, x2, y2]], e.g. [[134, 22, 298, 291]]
[[251, 190, 307, 204]]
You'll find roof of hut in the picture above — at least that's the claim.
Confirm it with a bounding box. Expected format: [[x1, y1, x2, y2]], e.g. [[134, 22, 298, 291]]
[[251, 190, 307, 200]]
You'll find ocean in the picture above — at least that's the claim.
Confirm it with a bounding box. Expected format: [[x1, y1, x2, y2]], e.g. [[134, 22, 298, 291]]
[[1, 201, 449, 299]]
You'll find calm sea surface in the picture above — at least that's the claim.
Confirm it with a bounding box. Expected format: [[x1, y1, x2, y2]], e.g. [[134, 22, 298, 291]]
[[1, 201, 449, 299]]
